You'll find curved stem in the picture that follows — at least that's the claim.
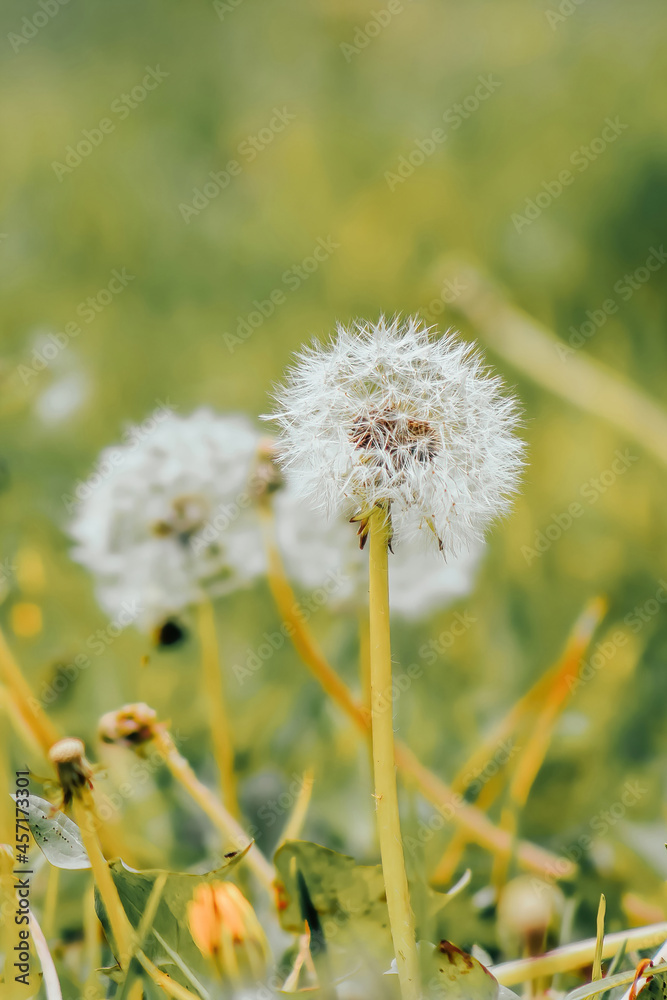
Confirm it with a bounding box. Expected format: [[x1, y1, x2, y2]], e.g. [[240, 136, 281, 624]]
[[150, 727, 275, 894], [368, 508, 420, 1000], [491, 921, 667, 987], [72, 792, 134, 971], [0, 627, 59, 754], [197, 601, 239, 818], [258, 500, 575, 882]]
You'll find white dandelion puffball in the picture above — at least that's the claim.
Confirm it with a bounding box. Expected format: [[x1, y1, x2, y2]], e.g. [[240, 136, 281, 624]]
[[70, 408, 266, 630], [269, 317, 525, 553], [274, 483, 486, 619]]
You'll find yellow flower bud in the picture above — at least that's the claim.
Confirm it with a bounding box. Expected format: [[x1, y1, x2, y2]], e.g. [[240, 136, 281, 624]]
[[187, 881, 270, 984]]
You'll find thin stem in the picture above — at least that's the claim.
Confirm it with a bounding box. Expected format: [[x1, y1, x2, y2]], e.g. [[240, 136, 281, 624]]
[[259, 500, 575, 881], [445, 261, 667, 470], [258, 501, 369, 730], [491, 920, 667, 987], [71, 792, 134, 971], [135, 950, 204, 1000], [0, 627, 59, 754], [368, 508, 420, 1000], [150, 726, 275, 894], [0, 691, 12, 847], [82, 877, 102, 999], [434, 598, 606, 887], [42, 865, 60, 940], [29, 911, 62, 1000], [197, 600, 239, 818], [359, 611, 372, 721], [278, 769, 314, 846]]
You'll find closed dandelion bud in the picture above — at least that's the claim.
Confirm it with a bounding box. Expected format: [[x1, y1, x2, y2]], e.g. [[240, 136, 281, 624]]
[[497, 875, 564, 955], [98, 702, 159, 749], [48, 737, 94, 806], [187, 881, 270, 984]]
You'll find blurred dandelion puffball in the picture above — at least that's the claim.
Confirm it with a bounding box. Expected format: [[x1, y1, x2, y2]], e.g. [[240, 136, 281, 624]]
[[269, 317, 525, 553], [70, 409, 266, 630], [274, 483, 486, 620]]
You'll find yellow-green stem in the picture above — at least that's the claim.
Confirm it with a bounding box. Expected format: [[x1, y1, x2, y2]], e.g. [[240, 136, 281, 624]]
[[42, 865, 59, 940], [491, 920, 667, 986], [72, 794, 134, 970], [368, 508, 420, 1000], [151, 727, 275, 894], [259, 499, 574, 881], [0, 628, 60, 754], [197, 600, 239, 818], [82, 877, 102, 999]]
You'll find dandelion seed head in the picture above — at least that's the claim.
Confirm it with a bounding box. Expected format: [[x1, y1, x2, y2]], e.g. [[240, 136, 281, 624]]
[[70, 409, 266, 630], [268, 316, 525, 553]]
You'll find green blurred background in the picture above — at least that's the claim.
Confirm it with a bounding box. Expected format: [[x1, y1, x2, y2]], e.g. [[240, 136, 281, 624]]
[[1, 0, 667, 963]]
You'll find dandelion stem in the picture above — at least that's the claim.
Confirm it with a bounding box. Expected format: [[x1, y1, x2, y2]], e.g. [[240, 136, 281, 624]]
[[150, 726, 275, 894], [82, 877, 102, 999], [197, 600, 239, 818], [71, 792, 134, 971], [491, 920, 667, 986], [0, 626, 59, 754], [42, 865, 59, 940], [259, 500, 575, 882], [278, 769, 314, 846], [368, 507, 420, 1000]]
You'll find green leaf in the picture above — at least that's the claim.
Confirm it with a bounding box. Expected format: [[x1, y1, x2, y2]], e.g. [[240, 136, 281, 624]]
[[274, 840, 393, 984], [95, 848, 248, 984], [12, 793, 90, 870], [420, 941, 500, 999]]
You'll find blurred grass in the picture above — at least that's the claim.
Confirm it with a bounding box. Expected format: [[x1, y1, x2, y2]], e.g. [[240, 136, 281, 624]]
[[1, 0, 667, 972]]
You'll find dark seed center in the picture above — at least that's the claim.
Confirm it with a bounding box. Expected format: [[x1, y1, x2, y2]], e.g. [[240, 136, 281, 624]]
[[349, 409, 438, 471]]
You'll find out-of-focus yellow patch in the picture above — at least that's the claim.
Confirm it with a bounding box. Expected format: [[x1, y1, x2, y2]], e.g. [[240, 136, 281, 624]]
[[10, 602, 43, 637]]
